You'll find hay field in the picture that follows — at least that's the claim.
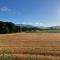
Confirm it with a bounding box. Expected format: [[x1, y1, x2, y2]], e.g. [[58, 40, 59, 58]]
[[0, 33, 60, 59]]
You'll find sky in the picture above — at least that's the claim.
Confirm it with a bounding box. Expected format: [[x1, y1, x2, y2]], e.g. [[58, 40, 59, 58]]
[[0, 0, 60, 27]]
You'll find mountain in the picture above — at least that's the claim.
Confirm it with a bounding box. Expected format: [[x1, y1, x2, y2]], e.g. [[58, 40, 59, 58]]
[[16, 24, 36, 28], [16, 24, 60, 29]]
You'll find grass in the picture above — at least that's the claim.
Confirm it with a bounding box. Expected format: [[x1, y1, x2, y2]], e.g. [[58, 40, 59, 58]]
[[26, 29, 60, 33], [0, 33, 60, 60], [36, 30, 60, 33], [0, 48, 13, 60], [11, 54, 60, 60], [0, 49, 60, 60]]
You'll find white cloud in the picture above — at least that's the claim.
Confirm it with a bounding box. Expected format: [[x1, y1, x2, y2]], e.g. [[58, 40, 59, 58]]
[[0, 6, 11, 12]]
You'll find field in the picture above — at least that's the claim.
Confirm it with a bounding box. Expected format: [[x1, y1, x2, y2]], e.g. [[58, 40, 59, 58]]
[[0, 33, 60, 60]]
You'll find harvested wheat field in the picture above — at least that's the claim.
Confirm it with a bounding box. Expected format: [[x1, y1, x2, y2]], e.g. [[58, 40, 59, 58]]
[[0, 33, 60, 60]]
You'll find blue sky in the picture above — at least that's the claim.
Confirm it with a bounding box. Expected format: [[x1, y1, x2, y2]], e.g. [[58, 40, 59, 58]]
[[0, 0, 60, 27]]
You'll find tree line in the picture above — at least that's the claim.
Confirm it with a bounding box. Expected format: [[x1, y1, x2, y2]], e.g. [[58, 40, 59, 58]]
[[0, 21, 18, 34], [0, 21, 58, 34], [0, 21, 40, 34]]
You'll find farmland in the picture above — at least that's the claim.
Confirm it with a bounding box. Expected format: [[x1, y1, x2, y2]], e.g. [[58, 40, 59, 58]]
[[0, 33, 60, 60]]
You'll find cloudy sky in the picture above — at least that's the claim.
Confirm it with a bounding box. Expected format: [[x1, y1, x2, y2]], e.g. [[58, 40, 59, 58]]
[[0, 0, 60, 27]]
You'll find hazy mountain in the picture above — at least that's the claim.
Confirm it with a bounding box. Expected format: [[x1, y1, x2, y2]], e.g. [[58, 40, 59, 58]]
[[16, 24, 60, 29], [16, 24, 36, 28]]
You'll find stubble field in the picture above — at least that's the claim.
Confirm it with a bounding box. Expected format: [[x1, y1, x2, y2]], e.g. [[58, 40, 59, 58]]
[[0, 33, 60, 60]]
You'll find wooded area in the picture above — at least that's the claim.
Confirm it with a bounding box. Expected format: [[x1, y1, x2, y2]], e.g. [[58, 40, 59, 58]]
[[0, 21, 60, 34]]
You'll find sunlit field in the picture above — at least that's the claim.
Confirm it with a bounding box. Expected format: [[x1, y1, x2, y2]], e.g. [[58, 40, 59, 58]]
[[0, 33, 60, 60]]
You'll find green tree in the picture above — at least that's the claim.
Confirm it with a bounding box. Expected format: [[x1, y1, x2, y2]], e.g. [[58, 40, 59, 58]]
[[5, 22, 17, 33]]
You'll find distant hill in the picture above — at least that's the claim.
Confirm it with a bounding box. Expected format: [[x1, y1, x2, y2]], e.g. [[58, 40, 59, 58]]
[[16, 24, 60, 29], [16, 24, 36, 28]]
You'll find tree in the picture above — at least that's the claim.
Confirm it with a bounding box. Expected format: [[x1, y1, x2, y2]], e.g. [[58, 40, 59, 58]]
[[0, 21, 17, 34], [0, 21, 9, 34], [5, 22, 17, 33], [16, 26, 21, 32]]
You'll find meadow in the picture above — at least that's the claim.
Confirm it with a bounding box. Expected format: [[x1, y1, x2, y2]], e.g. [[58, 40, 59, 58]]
[[0, 33, 60, 60]]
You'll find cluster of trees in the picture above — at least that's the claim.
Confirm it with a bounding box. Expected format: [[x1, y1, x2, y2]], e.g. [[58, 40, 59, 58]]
[[0, 21, 40, 34], [0, 21, 58, 34], [0, 21, 21, 34]]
